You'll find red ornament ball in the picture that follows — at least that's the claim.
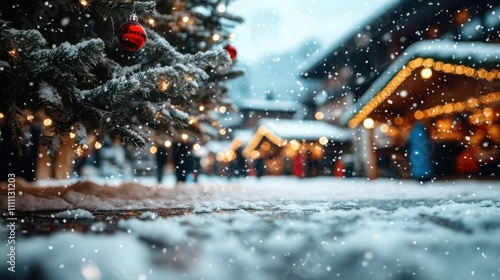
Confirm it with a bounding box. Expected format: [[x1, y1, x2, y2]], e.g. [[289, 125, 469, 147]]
[[224, 44, 237, 60], [118, 19, 147, 52]]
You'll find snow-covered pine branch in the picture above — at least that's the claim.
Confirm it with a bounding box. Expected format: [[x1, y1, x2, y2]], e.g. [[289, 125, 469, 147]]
[[38, 82, 63, 108], [141, 101, 189, 129], [79, 70, 156, 104], [28, 39, 104, 82], [0, 20, 47, 53]]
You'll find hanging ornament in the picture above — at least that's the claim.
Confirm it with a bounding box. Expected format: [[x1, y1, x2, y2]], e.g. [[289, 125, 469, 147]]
[[224, 44, 237, 60], [118, 12, 147, 52]]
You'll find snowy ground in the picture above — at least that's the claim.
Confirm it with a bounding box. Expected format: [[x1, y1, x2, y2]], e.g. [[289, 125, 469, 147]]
[[1, 175, 500, 280]]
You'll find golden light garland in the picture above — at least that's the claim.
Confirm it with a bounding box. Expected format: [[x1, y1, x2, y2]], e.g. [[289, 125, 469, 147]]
[[242, 126, 287, 158], [347, 57, 500, 128], [413, 92, 500, 120]]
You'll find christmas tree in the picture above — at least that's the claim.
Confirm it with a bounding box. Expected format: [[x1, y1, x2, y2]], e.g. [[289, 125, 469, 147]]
[[0, 0, 243, 181]]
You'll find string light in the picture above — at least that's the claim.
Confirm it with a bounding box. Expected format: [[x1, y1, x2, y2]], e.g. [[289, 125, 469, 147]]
[[242, 125, 287, 157], [250, 150, 260, 160], [80, 0, 89, 6], [164, 140, 172, 147], [8, 49, 18, 59], [314, 112, 324, 120], [347, 57, 500, 128], [379, 124, 389, 133], [420, 68, 433, 79], [94, 141, 102, 150], [26, 114, 34, 122], [412, 92, 500, 120], [159, 80, 170, 91], [181, 133, 189, 140], [43, 118, 52, 126], [219, 106, 227, 114], [319, 136, 328, 145], [150, 146, 157, 154], [212, 34, 220, 41], [193, 143, 200, 151], [363, 118, 375, 130], [217, 4, 226, 13], [0, 112, 4, 119], [69, 132, 76, 139], [182, 16, 189, 23]]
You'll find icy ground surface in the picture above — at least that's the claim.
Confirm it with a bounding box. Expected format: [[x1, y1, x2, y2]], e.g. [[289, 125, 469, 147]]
[[1, 176, 500, 280]]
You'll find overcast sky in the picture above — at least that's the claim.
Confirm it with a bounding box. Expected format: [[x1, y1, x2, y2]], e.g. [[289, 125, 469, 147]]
[[229, 0, 398, 63]]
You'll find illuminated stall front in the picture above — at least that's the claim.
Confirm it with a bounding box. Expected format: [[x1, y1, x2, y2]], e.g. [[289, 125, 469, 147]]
[[240, 119, 352, 177], [342, 41, 500, 179]]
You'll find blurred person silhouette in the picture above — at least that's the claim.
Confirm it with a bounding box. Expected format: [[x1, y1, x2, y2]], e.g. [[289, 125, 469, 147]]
[[156, 145, 168, 184], [173, 141, 192, 184], [407, 122, 434, 182]]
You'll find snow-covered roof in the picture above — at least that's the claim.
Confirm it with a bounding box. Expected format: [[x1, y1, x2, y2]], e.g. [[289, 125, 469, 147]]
[[257, 118, 352, 142], [341, 40, 500, 126]]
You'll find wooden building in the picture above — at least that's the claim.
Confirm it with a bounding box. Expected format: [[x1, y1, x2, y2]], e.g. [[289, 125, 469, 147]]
[[302, 1, 500, 179]]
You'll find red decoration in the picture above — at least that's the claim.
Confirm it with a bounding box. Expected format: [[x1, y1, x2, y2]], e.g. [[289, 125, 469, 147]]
[[224, 44, 237, 60], [118, 13, 147, 52]]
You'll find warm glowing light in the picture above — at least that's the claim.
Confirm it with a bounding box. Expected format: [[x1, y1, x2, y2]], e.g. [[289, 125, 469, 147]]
[[188, 117, 196, 125], [80, 0, 88, 6], [250, 150, 260, 160], [182, 16, 189, 23], [347, 58, 500, 128], [159, 80, 170, 91], [219, 106, 227, 114], [483, 107, 493, 117], [69, 132, 76, 139], [81, 263, 101, 280], [229, 33, 236, 40], [261, 141, 271, 151], [315, 112, 324, 120], [420, 68, 433, 79], [199, 105, 205, 112], [150, 146, 158, 154], [363, 118, 374, 129], [94, 141, 102, 150], [43, 118, 52, 126], [289, 140, 301, 151], [414, 110, 424, 120], [217, 4, 226, 13], [319, 136, 328, 145], [0, 112, 4, 118], [219, 128, 226, 135], [443, 104, 454, 114], [148, 18, 155, 26], [164, 140, 172, 147], [212, 34, 221, 41], [26, 114, 34, 122], [380, 124, 389, 133], [8, 49, 17, 57], [181, 133, 189, 140], [224, 150, 235, 162], [193, 143, 201, 151]]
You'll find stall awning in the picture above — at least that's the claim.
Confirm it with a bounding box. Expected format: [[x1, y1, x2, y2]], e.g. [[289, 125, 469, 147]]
[[342, 41, 500, 128]]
